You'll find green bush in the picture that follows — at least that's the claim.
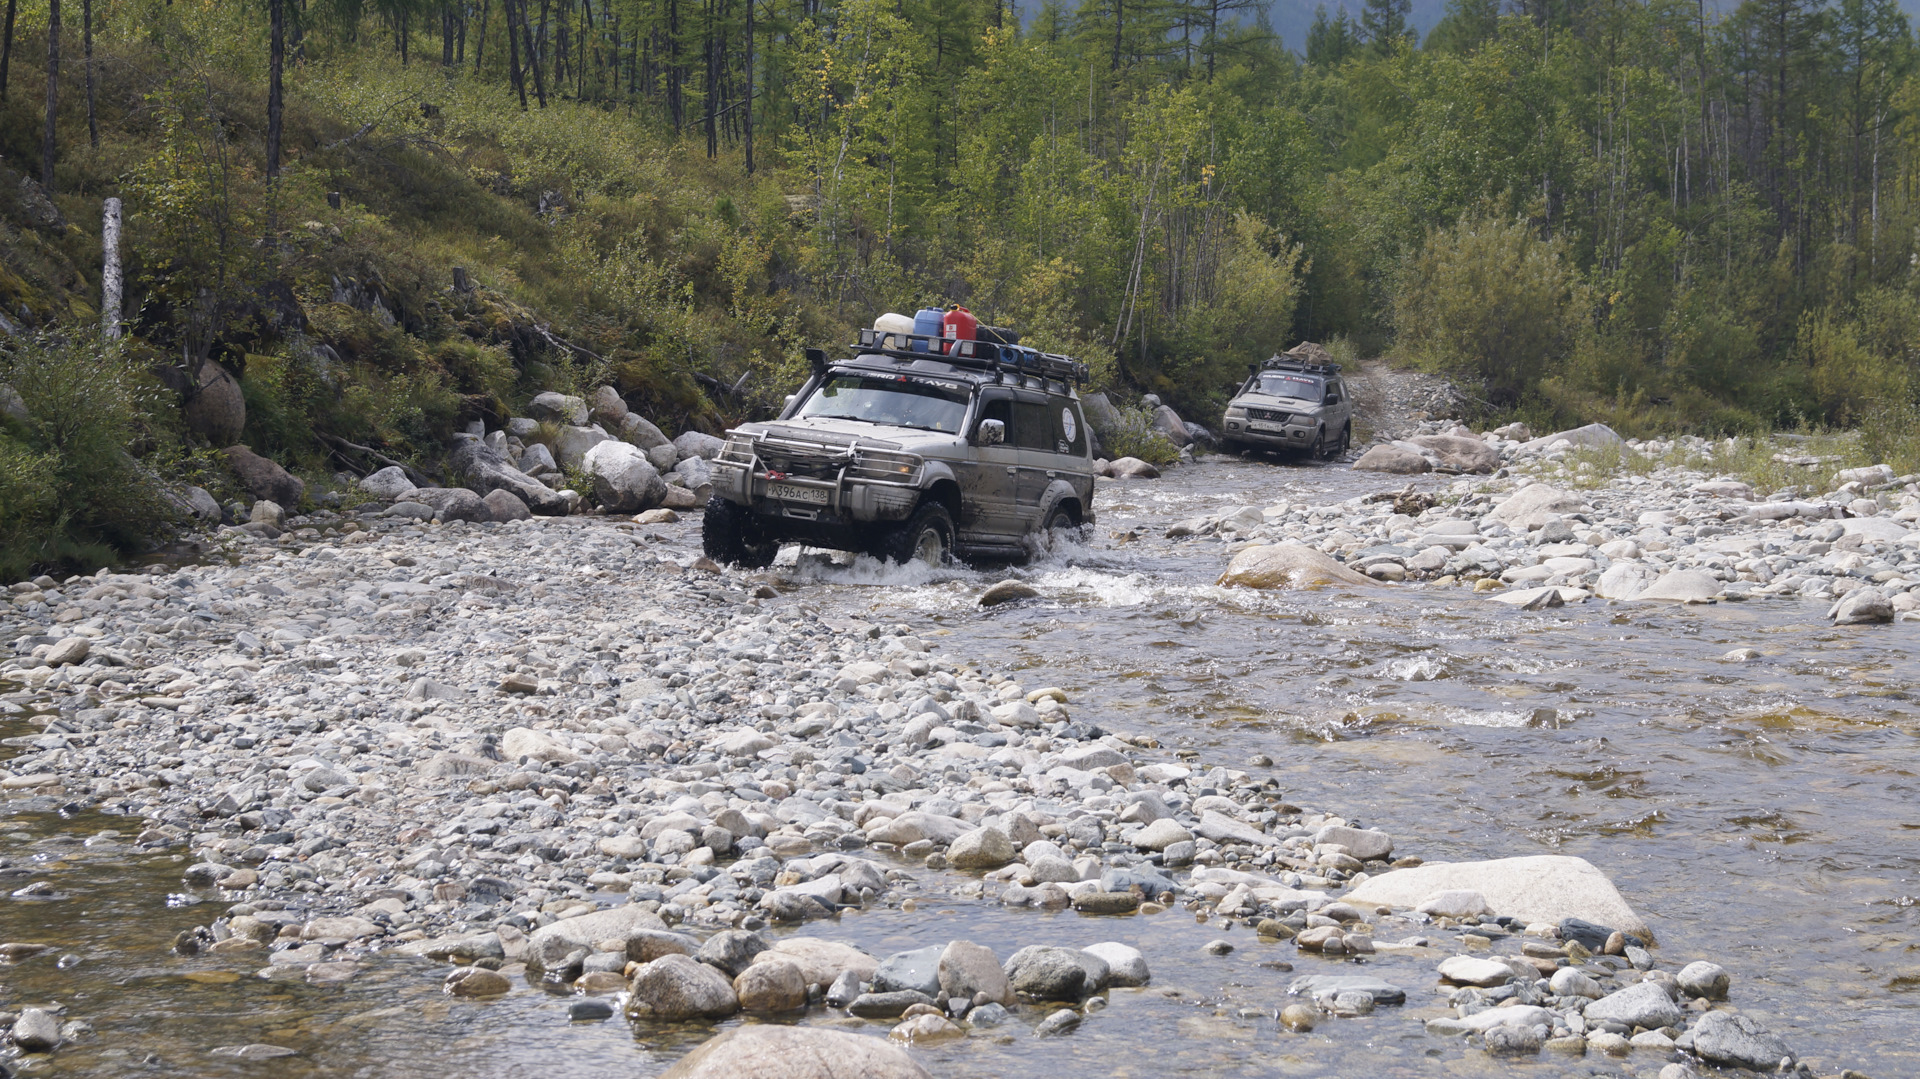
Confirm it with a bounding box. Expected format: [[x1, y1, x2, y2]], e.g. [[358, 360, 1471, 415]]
[[1394, 211, 1583, 407], [1099, 405, 1182, 466], [0, 334, 177, 582]]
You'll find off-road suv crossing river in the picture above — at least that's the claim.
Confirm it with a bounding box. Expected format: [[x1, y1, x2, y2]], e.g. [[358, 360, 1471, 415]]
[[702, 330, 1097, 567]]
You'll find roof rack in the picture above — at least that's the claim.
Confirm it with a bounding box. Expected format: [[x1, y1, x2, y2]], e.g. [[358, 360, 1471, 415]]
[[853, 328, 1089, 385], [1256, 355, 1341, 376]]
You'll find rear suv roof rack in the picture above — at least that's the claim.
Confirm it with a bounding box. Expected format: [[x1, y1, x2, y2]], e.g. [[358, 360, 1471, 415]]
[[1255, 356, 1342, 376], [852, 328, 1090, 386]]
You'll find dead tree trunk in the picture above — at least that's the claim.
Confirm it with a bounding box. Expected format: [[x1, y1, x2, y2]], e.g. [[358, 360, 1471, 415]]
[[101, 196, 122, 338]]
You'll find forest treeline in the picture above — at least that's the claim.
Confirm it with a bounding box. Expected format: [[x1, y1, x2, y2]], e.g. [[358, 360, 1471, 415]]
[[3, 0, 1920, 573]]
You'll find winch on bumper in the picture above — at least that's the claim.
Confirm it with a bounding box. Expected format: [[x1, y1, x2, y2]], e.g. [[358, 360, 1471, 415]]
[[710, 432, 925, 528]]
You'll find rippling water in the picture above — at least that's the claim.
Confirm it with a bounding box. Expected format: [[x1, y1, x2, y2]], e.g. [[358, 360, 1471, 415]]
[[0, 457, 1914, 1076]]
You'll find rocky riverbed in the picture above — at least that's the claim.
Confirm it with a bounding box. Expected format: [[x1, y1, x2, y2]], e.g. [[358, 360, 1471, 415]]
[[0, 421, 1913, 1076]]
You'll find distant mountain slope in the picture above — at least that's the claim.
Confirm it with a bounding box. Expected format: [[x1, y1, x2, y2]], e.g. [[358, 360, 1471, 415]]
[[1265, 0, 1451, 52]]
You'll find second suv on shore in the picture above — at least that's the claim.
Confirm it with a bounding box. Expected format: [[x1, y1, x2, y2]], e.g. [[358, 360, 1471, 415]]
[[1219, 357, 1351, 459]]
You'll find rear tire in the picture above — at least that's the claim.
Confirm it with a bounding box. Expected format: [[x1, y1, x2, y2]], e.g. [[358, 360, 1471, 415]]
[[879, 502, 954, 567], [702, 497, 779, 568], [1030, 503, 1083, 560]]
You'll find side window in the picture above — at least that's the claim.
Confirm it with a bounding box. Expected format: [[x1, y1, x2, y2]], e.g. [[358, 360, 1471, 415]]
[[1053, 399, 1086, 456], [1012, 400, 1053, 451], [977, 396, 1012, 438]]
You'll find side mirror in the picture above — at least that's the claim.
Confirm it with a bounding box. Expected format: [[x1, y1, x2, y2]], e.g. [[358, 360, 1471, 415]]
[[783, 394, 797, 410], [1325, 393, 1340, 405], [976, 419, 1005, 445]]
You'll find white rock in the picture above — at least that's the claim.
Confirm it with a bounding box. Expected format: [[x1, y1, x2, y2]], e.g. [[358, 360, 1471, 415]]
[[359, 466, 416, 499], [501, 726, 579, 764], [1343, 855, 1650, 941]]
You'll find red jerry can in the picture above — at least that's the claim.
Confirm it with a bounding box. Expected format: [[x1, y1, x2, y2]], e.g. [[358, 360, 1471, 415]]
[[942, 305, 978, 356]]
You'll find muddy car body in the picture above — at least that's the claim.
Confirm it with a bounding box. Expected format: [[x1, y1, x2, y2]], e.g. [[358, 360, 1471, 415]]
[[1219, 359, 1352, 459], [703, 331, 1097, 567]]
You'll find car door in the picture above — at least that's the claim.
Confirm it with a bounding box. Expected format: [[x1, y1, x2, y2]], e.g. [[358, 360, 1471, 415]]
[[956, 392, 1022, 540], [1010, 392, 1057, 530]]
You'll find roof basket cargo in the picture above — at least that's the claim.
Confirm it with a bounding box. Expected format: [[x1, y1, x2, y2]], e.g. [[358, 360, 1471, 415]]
[[854, 328, 1088, 385], [1255, 353, 1341, 376]]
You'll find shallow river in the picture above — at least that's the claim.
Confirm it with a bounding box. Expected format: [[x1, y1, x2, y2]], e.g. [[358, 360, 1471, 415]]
[[2, 459, 1916, 1077]]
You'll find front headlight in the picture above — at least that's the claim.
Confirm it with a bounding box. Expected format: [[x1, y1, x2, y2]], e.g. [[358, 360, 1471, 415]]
[[1224, 407, 1247, 418]]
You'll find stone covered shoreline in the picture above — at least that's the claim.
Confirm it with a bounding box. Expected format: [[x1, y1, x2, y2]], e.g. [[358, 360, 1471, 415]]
[[0, 441, 1900, 1076]]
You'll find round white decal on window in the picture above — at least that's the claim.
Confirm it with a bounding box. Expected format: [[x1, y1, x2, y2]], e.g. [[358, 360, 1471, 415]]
[[1061, 407, 1077, 443]]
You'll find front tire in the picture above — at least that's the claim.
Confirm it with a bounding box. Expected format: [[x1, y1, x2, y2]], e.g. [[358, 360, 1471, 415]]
[[702, 497, 779, 568], [879, 502, 954, 567]]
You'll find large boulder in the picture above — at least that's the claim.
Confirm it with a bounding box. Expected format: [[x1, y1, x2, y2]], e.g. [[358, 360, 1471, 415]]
[[524, 904, 669, 975], [1839, 517, 1910, 542], [620, 413, 672, 450], [1521, 422, 1622, 453], [447, 437, 570, 515], [587, 385, 629, 427], [527, 391, 588, 425], [1689, 1010, 1796, 1071], [864, 811, 972, 846], [750, 938, 878, 989], [1594, 562, 1658, 600], [1634, 570, 1722, 604], [946, 825, 1016, 869], [658, 1025, 933, 1079], [673, 430, 728, 461], [1830, 588, 1894, 625], [1218, 543, 1375, 590], [1081, 392, 1121, 433], [1003, 945, 1089, 1000], [627, 953, 739, 1021], [937, 940, 1012, 1005], [482, 489, 531, 522], [552, 425, 611, 469], [1342, 855, 1650, 941], [1151, 405, 1191, 446], [670, 455, 714, 496], [170, 485, 222, 523], [0, 383, 27, 423], [223, 445, 304, 506], [1352, 444, 1431, 474], [185, 361, 247, 445], [1488, 484, 1586, 527], [871, 945, 944, 997], [409, 487, 491, 523], [359, 466, 416, 500], [1583, 981, 1685, 1029], [733, 958, 808, 1011], [583, 441, 667, 513], [1108, 456, 1161, 479], [1408, 434, 1500, 474]]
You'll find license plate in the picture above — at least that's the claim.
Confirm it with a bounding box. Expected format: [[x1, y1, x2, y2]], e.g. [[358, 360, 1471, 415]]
[[1248, 421, 1289, 433], [769, 482, 829, 505]]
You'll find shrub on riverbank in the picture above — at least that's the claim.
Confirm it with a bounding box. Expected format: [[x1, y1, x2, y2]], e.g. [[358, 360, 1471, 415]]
[[0, 335, 177, 581]]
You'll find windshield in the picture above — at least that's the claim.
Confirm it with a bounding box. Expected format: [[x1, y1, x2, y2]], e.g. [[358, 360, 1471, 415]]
[[1253, 373, 1323, 402], [794, 374, 970, 432]]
